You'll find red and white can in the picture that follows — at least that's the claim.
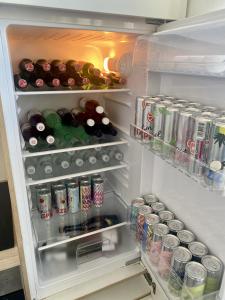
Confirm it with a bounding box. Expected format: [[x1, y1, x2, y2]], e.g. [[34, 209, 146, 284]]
[[92, 177, 104, 208], [136, 205, 152, 241], [54, 186, 68, 215], [37, 188, 52, 220], [80, 179, 92, 211]]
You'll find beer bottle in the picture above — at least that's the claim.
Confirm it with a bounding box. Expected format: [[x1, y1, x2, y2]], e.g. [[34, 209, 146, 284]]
[[43, 110, 62, 129], [21, 122, 38, 147], [66, 60, 82, 73], [38, 127, 55, 145], [14, 74, 28, 90], [58, 73, 75, 87], [57, 108, 79, 127], [35, 59, 51, 73], [27, 110, 46, 132], [51, 60, 66, 75], [79, 98, 104, 114], [19, 58, 34, 73], [42, 72, 60, 88], [100, 119, 117, 136]]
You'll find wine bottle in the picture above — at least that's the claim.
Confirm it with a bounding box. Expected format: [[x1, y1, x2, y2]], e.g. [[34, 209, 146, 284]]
[[57, 108, 79, 127], [66, 60, 82, 73], [27, 110, 45, 132], [100, 121, 117, 136], [14, 74, 28, 90], [21, 71, 44, 88], [21, 122, 38, 146], [59, 215, 119, 234]]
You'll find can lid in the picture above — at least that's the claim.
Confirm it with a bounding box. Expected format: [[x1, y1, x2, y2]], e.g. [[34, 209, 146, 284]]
[[150, 97, 161, 101], [209, 160, 222, 172], [176, 99, 189, 103], [172, 104, 185, 109], [188, 242, 208, 257], [138, 205, 152, 215], [161, 100, 173, 106], [185, 262, 207, 281], [159, 210, 174, 222], [162, 234, 180, 248], [93, 177, 104, 183], [151, 202, 166, 213], [188, 102, 202, 107], [143, 194, 158, 204], [145, 213, 160, 225], [201, 112, 218, 119], [154, 223, 169, 236], [173, 246, 192, 263], [67, 182, 78, 188], [201, 255, 223, 273], [166, 107, 179, 112], [185, 107, 201, 113], [168, 219, 184, 232], [132, 198, 145, 207], [156, 103, 166, 109], [165, 96, 176, 101], [196, 116, 212, 123], [177, 230, 195, 244]]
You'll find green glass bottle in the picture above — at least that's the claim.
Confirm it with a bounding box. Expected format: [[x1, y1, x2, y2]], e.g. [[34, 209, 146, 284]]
[[43, 110, 62, 129]]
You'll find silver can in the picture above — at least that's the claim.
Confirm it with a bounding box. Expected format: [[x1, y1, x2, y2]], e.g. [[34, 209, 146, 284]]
[[158, 234, 180, 280], [130, 198, 145, 229], [159, 210, 175, 224], [54, 186, 68, 216], [143, 194, 158, 206], [135, 96, 146, 139], [201, 255, 223, 294], [188, 241, 208, 262], [175, 99, 190, 106], [151, 103, 166, 152], [136, 205, 152, 241], [181, 262, 207, 300], [151, 202, 166, 214], [37, 188, 52, 220], [188, 102, 202, 108], [80, 179, 92, 212], [168, 219, 184, 235], [168, 247, 192, 296], [67, 181, 79, 213], [92, 177, 104, 208], [148, 223, 169, 265], [142, 213, 160, 252], [177, 230, 195, 248], [142, 99, 156, 142]]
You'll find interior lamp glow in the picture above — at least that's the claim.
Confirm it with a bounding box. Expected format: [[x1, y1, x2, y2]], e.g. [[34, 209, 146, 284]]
[[103, 57, 110, 73]]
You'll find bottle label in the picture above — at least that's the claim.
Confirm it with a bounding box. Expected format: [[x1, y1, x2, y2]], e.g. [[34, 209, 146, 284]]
[[35, 79, 44, 87], [25, 62, 34, 72], [18, 79, 27, 88], [52, 78, 60, 87]]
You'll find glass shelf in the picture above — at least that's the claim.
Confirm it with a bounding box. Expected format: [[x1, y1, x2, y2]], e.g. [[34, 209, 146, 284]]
[[32, 191, 128, 251], [130, 124, 225, 193]]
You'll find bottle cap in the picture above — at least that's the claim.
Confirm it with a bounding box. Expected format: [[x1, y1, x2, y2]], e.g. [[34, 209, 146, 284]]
[[87, 119, 95, 127], [52, 78, 60, 87], [96, 106, 104, 114], [35, 78, 44, 87], [76, 158, 84, 167], [102, 154, 110, 162], [27, 166, 35, 175], [29, 137, 38, 146], [44, 165, 53, 174], [68, 78, 75, 86], [46, 135, 55, 145], [18, 78, 27, 88], [102, 117, 110, 125], [36, 123, 45, 132], [61, 161, 70, 169], [89, 156, 97, 164]]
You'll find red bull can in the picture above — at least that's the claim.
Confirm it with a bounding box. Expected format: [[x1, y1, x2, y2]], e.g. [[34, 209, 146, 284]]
[[80, 179, 92, 211], [54, 186, 68, 215]]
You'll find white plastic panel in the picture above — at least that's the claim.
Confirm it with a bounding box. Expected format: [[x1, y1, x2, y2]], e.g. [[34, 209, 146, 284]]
[[187, 0, 225, 17]]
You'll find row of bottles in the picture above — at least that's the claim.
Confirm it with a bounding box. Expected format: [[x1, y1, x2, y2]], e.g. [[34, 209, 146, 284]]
[[25, 146, 124, 180], [14, 58, 126, 91], [21, 98, 117, 151]]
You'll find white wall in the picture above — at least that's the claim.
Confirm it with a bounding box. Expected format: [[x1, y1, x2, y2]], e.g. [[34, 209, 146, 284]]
[[187, 0, 225, 17], [0, 134, 6, 181]]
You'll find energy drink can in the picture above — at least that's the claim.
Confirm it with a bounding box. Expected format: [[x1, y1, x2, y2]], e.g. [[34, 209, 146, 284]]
[[67, 181, 79, 213], [37, 188, 52, 220], [168, 219, 184, 236], [135, 96, 146, 139], [142, 99, 156, 142], [168, 247, 192, 296], [159, 210, 175, 225], [130, 198, 145, 229], [92, 177, 104, 208], [202, 106, 217, 113], [188, 241, 208, 262], [54, 186, 68, 216], [142, 213, 160, 252], [151, 103, 166, 152], [181, 262, 207, 300], [143, 194, 158, 206], [177, 230, 195, 248], [174, 99, 190, 106], [148, 223, 169, 265], [151, 202, 166, 215], [80, 179, 92, 211], [136, 205, 152, 241]]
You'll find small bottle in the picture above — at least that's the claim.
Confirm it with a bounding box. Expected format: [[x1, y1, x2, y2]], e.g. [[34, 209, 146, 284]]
[[35, 59, 51, 73], [66, 60, 82, 73], [42, 72, 60, 88], [51, 60, 66, 75], [97, 150, 110, 164], [21, 122, 38, 147], [21, 72, 44, 88], [80, 98, 104, 115], [27, 109, 45, 132], [100, 119, 117, 136], [43, 110, 62, 129], [57, 108, 79, 127], [82, 150, 97, 166], [58, 73, 75, 87], [24, 158, 37, 180], [109, 147, 124, 161], [38, 156, 54, 178], [71, 153, 84, 169], [38, 127, 55, 145], [14, 74, 28, 90], [53, 153, 71, 173], [19, 58, 34, 73]]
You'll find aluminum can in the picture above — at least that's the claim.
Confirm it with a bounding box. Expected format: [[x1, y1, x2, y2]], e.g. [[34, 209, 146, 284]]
[[150, 96, 161, 102], [202, 106, 217, 112], [168, 247, 192, 296], [168, 219, 184, 235], [156, 94, 166, 100], [130, 198, 145, 229], [151, 103, 166, 152], [54, 186, 68, 215], [188, 102, 202, 108], [92, 177, 104, 207], [165, 96, 177, 102], [142, 99, 156, 142], [188, 241, 208, 262], [148, 223, 169, 265], [174, 99, 190, 106], [201, 255, 223, 294], [136, 205, 152, 241], [177, 230, 195, 248], [151, 202, 166, 215], [143, 194, 158, 206], [135, 96, 147, 139], [37, 188, 52, 220], [142, 213, 160, 252], [162, 107, 180, 160], [67, 181, 79, 213], [201, 111, 219, 119], [158, 234, 180, 280], [181, 262, 207, 299], [51, 182, 65, 208], [159, 210, 175, 224], [204, 120, 225, 190], [80, 179, 92, 211]]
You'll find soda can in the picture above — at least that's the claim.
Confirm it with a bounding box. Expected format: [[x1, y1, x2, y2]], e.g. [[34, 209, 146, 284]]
[[165, 96, 177, 102], [181, 262, 207, 300], [201, 111, 219, 119], [177, 230, 195, 248], [67, 181, 79, 213], [151, 202, 166, 215], [159, 210, 175, 224], [143, 194, 158, 206], [130, 198, 145, 229], [80, 179, 92, 211], [135, 96, 145, 139], [54, 186, 68, 215], [202, 106, 217, 113], [91, 174, 101, 182], [190, 115, 213, 176], [142, 99, 156, 143], [158, 234, 180, 280], [51, 181, 65, 208], [136, 205, 152, 241], [174, 99, 190, 106], [151, 103, 166, 152], [168, 247, 192, 296], [162, 107, 180, 160], [201, 255, 223, 294], [168, 219, 184, 236], [188, 102, 202, 108], [37, 188, 52, 220], [142, 213, 160, 252], [150, 96, 161, 102], [204, 120, 225, 190], [148, 223, 169, 265], [156, 94, 166, 100], [188, 241, 208, 263], [92, 177, 104, 208]]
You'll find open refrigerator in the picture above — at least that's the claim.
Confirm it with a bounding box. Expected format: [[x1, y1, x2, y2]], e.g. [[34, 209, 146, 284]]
[[0, 5, 225, 300]]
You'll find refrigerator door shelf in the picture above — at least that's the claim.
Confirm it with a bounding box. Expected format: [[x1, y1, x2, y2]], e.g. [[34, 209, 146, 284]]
[[130, 124, 225, 194], [32, 191, 128, 251]]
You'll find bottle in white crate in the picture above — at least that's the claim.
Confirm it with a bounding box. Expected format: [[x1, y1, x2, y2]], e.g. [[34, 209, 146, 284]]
[[97, 149, 110, 164], [71, 152, 84, 170], [82, 150, 97, 166], [25, 157, 38, 180], [108, 147, 124, 162], [38, 155, 54, 178], [53, 153, 71, 174]]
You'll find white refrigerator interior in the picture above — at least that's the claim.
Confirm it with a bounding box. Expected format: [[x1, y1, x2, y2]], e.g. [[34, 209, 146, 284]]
[[0, 4, 225, 300]]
